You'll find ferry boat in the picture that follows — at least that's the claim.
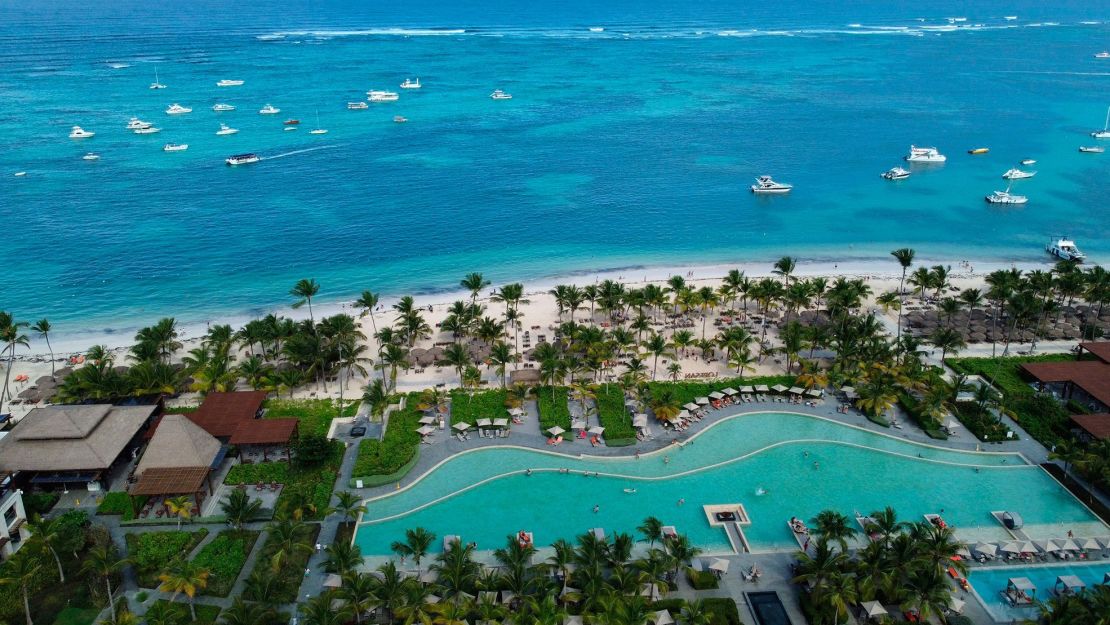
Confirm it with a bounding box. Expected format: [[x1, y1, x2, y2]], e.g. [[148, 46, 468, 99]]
[[212, 103, 235, 112], [347, 101, 368, 110], [165, 103, 192, 115], [393, 115, 408, 123], [750, 175, 792, 194], [1046, 237, 1086, 262], [881, 167, 910, 180], [400, 78, 421, 89], [904, 145, 946, 163], [163, 143, 189, 152], [1079, 146, 1105, 153], [216, 123, 239, 135], [1002, 168, 1035, 180], [225, 153, 260, 166], [968, 147, 990, 155], [985, 184, 1027, 205], [150, 67, 166, 90], [133, 126, 161, 134], [490, 89, 513, 100], [82, 152, 100, 161], [1090, 106, 1110, 139], [367, 90, 400, 102], [127, 117, 153, 130], [217, 79, 244, 87], [258, 104, 280, 115], [69, 126, 95, 139]]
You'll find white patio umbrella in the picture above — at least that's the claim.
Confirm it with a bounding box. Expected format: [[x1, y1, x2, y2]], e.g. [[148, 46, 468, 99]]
[[632, 414, 648, 427], [946, 420, 960, 430], [419, 415, 436, 424], [955, 545, 972, 558], [652, 610, 674, 625], [1057, 538, 1081, 552], [722, 387, 739, 395], [588, 426, 605, 435], [1033, 539, 1059, 553], [453, 422, 471, 431], [323, 573, 342, 588], [972, 542, 997, 556], [571, 420, 587, 430], [493, 418, 509, 427], [999, 541, 1023, 554], [547, 426, 565, 436], [860, 601, 887, 618], [788, 386, 804, 395], [1076, 537, 1100, 551], [683, 402, 700, 411], [840, 386, 855, 393], [509, 407, 524, 417], [477, 418, 492, 427], [708, 558, 729, 573], [416, 425, 435, 435], [947, 596, 965, 614], [805, 389, 822, 397], [771, 384, 788, 393], [754, 384, 770, 392], [1016, 541, 1037, 554], [695, 397, 710, 405], [708, 391, 725, 400]]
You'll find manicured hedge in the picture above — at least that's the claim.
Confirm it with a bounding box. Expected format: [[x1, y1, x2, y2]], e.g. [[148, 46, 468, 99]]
[[536, 386, 572, 432], [684, 567, 719, 590], [193, 530, 260, 596], [225, 462, 290, 486], [645, 375, 795, 408], [125, 529, 209, 588], [96, 492, 149, 521], [353, 393, 423, 477], [952, 402, 1013, 442], [595, 384, 636, 442], [703, 597, 742, 625], [896, 392, 948, 440], [450, 389, 508, 426], [264, 397, 360, 437]]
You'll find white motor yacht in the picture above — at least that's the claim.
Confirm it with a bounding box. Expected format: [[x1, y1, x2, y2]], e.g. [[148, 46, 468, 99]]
[[225, 153, 260, 166], [400, 78, 421, 89], [133, 126, 161, 134], [985, 183, 1027, 204], [1079, 146, 1105, 153], [127, 117, 153, 130], [367, 90, 400, 102], [165, 103, 192, 115], [904, 145, 947, 163], [490, 89, 513, 100], [217, 79, 244, 87], [82, 152, 100, 161], [1095, 52, 1110, 59], [1002, 168, 1036, 180], [1020, 159, 1036, 166], [216, 123, 239, 135], [1090, 106, 1110, 139], [881, 167, 910, 180], [259, 104, 280, 115], [163, 143, 189, 152], [212, 103, 235, 112], [347, 101, 368, 110], [69, 126, 95, 139], [1046, 237, 1086, 262], [750, 175, 792, 193]]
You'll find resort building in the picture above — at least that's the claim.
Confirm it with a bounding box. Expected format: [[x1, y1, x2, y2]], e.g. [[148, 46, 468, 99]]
[[1021, 341, 1110, 413], [145, 391, 297, 460], [0, 476, 28, 561], [128, 414, 222, 510], [0, 404, 160, 491]]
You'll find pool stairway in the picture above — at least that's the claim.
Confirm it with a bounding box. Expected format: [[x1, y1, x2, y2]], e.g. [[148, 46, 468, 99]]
[[991, 511, 1031, 540], [703, 504, 751, 553]]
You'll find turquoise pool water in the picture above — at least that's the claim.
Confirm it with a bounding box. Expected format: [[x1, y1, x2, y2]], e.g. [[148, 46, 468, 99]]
[[967, 562, 1110, 623], [355, 412, 1107, 556]]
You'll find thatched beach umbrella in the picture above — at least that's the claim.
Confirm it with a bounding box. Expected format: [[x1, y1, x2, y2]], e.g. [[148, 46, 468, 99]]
[[426, 346, 445, 364]]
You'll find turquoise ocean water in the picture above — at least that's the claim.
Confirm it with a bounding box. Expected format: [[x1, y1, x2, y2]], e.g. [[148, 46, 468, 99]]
[[1, 1, 1107, 340]]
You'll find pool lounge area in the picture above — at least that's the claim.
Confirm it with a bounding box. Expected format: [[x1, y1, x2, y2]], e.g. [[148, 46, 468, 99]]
[[355, 411, 1109, 557], [967, 561, 1110, 622]]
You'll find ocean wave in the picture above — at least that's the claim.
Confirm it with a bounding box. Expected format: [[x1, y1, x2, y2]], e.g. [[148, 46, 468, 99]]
[[268, 28, 467, 37], [106, 62, 131, 69]]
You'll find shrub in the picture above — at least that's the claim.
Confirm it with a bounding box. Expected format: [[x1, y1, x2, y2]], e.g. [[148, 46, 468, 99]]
[[703, 598, 741, 625], [897, 392, 948, 439], [449, 389, 508, 426], [595, 384, 636, 442], [952, 402, 1013, 442], [124, 529, 209, 588], [96, 492, 149, 521], [192, 530, 260, 596], [535, 386, 571, 432], [354, 393, 422, 477], [294, 433, 333, 467], [684, 567, 719, 590], [264, 398, 360, 437], [21, 492, 59, 517], [225, 462, 289, 486], [246, 524, 321, 603]]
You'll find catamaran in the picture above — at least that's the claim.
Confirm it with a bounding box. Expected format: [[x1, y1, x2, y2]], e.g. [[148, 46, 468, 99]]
[[904, 145, 946, 163], [1091, 106, 1110, 139], [750, 175, 792, 193]]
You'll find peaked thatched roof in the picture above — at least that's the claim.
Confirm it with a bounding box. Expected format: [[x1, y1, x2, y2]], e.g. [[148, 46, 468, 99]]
[[0, 404, 156, 472], [135, 414, 221, 476]]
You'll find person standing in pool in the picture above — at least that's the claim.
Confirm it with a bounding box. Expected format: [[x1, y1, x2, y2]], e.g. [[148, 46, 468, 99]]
[[593, 504, 600, 513]]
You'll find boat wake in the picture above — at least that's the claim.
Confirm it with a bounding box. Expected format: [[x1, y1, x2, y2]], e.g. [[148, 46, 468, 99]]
[[261, 145, 338, 161]]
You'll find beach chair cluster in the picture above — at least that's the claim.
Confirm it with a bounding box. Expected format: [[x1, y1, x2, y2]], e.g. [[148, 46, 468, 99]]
[[968, 536, 1110, 565]]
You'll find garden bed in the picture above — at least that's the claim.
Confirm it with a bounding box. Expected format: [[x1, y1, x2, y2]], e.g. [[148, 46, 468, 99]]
[[124, 529, 210, 588], [952, 402, 1013, 442], [449, 389, 508, 426], [147, 600, 222, 625], [594, 384, 636, 444], [352, 393, 422, 478], [264, 397, 360, 437], [535, 386, 572, 432], [193, 530, 261, 597]]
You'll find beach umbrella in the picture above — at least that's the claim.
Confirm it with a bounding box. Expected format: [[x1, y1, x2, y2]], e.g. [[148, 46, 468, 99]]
[[740, 386, 754, 393], [1076, 537, 1100, 551], [419, 415, 436, 425], [416, 425, 435, 436], [571, 420, 587, 430], [493, 418, 509, 427], [845, 390, 859, 400], [708, 558, 729, 573], [771, 384, 788, 393], [409, 347, 428, 361], [547, 426, 565, 436], [424, 594, 441, 604], [477, 418, 492, 427], [972, 543, 997, 557], [1095, 536, 1110, 549], [840, 386, 855, 393], [947, 596, 965, 614], [588, 426, 605, 435], [806, 389, 822, 397], [509, 407, 524, 417], [695, 397, 710, 405], [675, 410, 690, 421], [1017, 541, 1036, 554], [788, 386, 804, 395], [453, 422, 471, 431], [708, 391, 724, 400], [1057, 538, 1080, 552], [323, 573, 343, 588], [860, 601, 887, 618], [426, 346, 445, 361], [999, 542, 1022, 554], [955, 545, 971, 558], [1033, 539, 1059, 553], [754, 384, 769, 392], [683, 402, 700, 411], [652, 610, 674, 625], [945, 420, 960, 430], [632, 414, 648, 428], [721, 387, 738, 395]]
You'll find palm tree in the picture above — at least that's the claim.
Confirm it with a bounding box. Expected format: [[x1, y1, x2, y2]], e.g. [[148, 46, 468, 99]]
[[461, 273, 490, 304], [158, 559, 210, 621], [221, 487, 262, 530], [25, 514, 67, 582], [642, 333, 674, 381], [773, 256, 798, 285], [890, 248, 916, 338], [373, 561, 407, 623], [431, 542, 480, 605], [324, 541, 364, 575], [0, 312, 29, 415], [164, 495, 195, 530], [340, 571, 377, 624], [489, 340, 516, 386], [265, 517, 312, 572], [331, 490, 368, 527], [680, 600, 710, 625], [637, 516, 664, 548], [0, 552, 41, 625], [81, 545, 130, 622], [31, 319, 55, 378], [290, 278, 321, 325], [812, 571, 858, 624], [219, 597, 277, 625], [392, 527, 435, 574], [300, 592, 350, 625], [928, 326, 966, 363], [443, 342, 470, 386], [662, 533, 702, 578], [811, 510, 857, 552]]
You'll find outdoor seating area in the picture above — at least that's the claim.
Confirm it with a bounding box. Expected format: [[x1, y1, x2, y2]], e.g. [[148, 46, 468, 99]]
[[967, 537, 1110, 564]]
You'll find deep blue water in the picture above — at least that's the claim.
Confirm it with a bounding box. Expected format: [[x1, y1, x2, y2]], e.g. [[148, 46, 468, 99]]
[[0, 1, 1107, 340]]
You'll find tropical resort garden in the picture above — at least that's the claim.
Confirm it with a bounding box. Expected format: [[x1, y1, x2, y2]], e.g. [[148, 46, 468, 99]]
[[0, 250, 1108, 625]]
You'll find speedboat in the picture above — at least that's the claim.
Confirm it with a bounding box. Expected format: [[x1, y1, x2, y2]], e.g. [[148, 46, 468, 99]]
[[212, 103, 235, 112], [490, 89, 513, 100], [216, 123, 238, 135], [127, 117, 152, 130], [968, 147, 990, 155], [985, 187, 1028, 205], [165, 103, 192, 115], [258, 104, 280, 115], [1046, 237, 1086, 262], [1002, 168, 1035, 179], [347, 101, 368, 110], [69, 126, 95, 139], [217, 79, 244, 87], [225, 153, 260, 166], [1090, 106, 1110, 138], [1021, 159, 1036, 165], [750, 175, 792, 194], [309, 128, 328, 135], [163, 143, 188, 152], [881, 167, 910, 180], [400, 78, 421, 89], [133, 126, 161, 134], [1095, 52, 1110, 59], [1079, 146, 1105, 153], [283, 119, 299, 125], [905, 145, 946, 163], [367, 90, 400, 102], [82, 152, 99, 161], [393, 115, 408, 123]]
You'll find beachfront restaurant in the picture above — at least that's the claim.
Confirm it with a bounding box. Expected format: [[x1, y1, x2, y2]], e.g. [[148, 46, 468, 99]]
[[0, 404, 160, 491], [128, 414, 222, 516], [1020, 342, 1110, 413], [143, 390, 298, 461]]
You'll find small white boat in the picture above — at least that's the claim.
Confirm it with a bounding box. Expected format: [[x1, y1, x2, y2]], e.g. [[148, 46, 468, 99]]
[[1046, 237, 1086, 262], [1090, 106, 1110, 139], [1002, 168, 1035, 180], [490, 89, 513, 100], [212, 103, 235, 112], [216, 123, 239, 135], [150, 67, 166, 90], [1004, 16, 1017, 21], [69, 126, 95, 139], [1095, 52, 1110, 59], [400, 78, 421, 89], [904, 145, 946, 163], [127, 117, 153, 130], [284, 126, 297, 131], [751, 175, 792, 194], [82, 152, 100, 161], [393, 115, 408, 123], [165, 103, 192, 115], [217, 79, 244, 87], [589, 27, 605, 32], [347, 101, 368, 110], [259, 104, 280, 115], [1020, 159, 1036, 165], [367, 90, 400, 102], [163, 143, 188, 152], [133, 126, 161, 134], [309, 110, 327, 134], [881, 167, 910, 180], [985, 183, 1027, 205], [1079, 146, 1105, 153], [14, 171, 26, 177], [225, 153, 260, 166]]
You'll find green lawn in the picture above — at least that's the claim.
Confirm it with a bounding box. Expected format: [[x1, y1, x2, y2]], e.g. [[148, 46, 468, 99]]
[[264, 397, 360, 437], [354, 393, 422, 477], [124, 529, 210, 588], [224, 443, 342, 520]]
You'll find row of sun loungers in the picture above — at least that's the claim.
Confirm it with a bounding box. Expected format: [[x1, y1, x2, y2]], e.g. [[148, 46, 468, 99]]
[[968, 537, 1110, 564]]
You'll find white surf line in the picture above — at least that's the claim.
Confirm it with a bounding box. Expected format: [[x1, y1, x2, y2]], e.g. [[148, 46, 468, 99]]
[[358, 438, 1035, 526], [261, 144, 339, 160]]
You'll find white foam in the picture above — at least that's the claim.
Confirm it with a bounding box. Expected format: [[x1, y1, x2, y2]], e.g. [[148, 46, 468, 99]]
[[268, 28, 467, 38], [106, 62, 131, 69]]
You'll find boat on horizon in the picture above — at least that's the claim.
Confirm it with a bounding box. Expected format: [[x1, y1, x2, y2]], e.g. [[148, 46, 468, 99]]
[[259, 104, 280, 115], [82, 152, 99, 160], [1046, 237, 1085, 262], [216, 123, 239, 135], [968, 147, 989, 154], [368, 90, 400, 102], [165, 103, 192, 115], [150, 67, 166, 90], [1079, 145, 1105, 153], [225, 153, 260, 166], [212, 103, 235, 111], [1090, 106, 1110, 138], [881, 167, 910, 180], [751, 175, 792, 194], [163, 143, 188, 152], [490, 89, 513, 100], [400, 78, 421, 89], [69, 125, 95, 139], [905, 145, 946, 163], [1002, 168, 1035, 179], [217, 79, 244, 87], [347, 101, 368, 110]]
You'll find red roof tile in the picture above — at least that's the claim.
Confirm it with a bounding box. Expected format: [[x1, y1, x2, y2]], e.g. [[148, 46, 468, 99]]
[[229, 418, 299, 445], [1080, 342, 1110, 364], [1021, 361, 1110, 408], [189, 391, 268, 438], [1070, 413, 1110, 440]]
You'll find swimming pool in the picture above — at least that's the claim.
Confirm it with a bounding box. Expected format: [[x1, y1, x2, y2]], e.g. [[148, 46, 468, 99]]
[[967, 562, 1110, 623], [355, 412, 1108, 556]]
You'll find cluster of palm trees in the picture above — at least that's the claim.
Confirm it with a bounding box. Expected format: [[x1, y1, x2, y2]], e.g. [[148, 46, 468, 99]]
[[289, 519, 706, 625], [792, 507, 964, 625], [0, 311, 35, 416]]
